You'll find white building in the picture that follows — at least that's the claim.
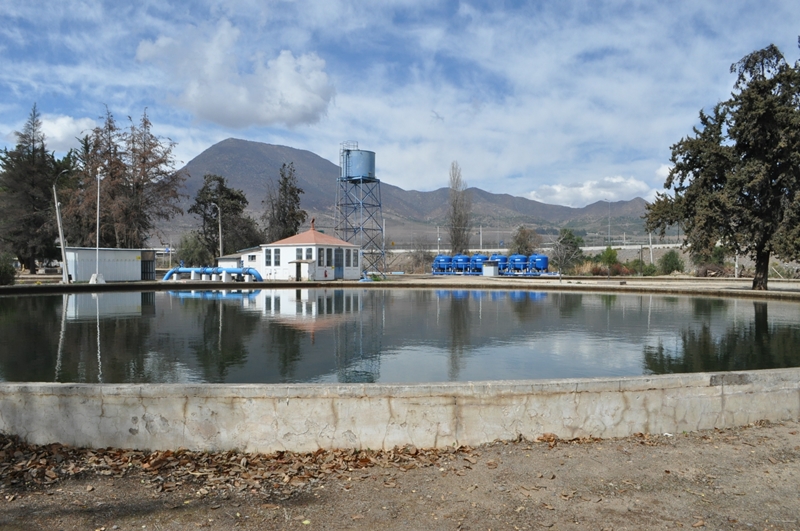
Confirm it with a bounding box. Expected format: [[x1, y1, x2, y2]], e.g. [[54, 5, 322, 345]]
[[65, 248, 155, 282], [242, 222, 362, 281]]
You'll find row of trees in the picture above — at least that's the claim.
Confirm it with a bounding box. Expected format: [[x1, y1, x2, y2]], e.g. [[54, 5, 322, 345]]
[[0, 105, 308, 271], [179, 163, 307, 266], [0, 105, 185, 272]]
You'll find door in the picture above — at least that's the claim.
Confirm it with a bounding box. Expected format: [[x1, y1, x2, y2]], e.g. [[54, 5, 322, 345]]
[[295, 262, 302, 281], [334, 248, 344, 279]]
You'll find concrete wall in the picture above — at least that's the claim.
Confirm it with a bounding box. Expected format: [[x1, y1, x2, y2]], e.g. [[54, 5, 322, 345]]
[[1, 368, 798, 453]]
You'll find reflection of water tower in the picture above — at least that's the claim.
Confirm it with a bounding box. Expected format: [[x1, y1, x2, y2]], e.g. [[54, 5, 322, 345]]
[[335, 141, 385, 275]]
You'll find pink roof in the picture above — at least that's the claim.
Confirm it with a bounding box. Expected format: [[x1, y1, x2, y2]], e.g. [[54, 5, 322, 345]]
[[268, 228, 357, 247]]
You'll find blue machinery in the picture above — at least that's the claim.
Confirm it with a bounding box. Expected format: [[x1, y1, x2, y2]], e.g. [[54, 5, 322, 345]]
[[432, 253, 553, 276], [161, 267, 263, 282]]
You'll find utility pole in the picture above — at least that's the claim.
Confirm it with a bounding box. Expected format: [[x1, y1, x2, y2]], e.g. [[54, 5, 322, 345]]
[[211, 203, 223, 260], [52, 170, 70, 284]]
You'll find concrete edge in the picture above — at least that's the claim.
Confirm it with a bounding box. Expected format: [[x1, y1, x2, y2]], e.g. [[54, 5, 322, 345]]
[[2, 368, 798, 453]]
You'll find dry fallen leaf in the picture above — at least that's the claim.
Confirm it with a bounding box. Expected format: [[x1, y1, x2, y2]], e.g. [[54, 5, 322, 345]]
[[692, 520, 705, 528]]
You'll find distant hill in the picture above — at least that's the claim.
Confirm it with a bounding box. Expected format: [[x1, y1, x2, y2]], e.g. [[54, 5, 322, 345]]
[[163, 138, 648, 247]]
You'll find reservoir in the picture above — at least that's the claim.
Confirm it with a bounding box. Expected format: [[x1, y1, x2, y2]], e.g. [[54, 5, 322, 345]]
[[1, 288, 799, 384]]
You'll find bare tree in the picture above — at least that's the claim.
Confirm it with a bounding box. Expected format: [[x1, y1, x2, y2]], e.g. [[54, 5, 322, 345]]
[[508, 225, 543, 256], [447, 161, 471, 255]]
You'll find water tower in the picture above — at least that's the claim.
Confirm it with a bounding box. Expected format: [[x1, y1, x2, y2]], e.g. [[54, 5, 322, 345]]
[[335, 141, 385, 275]]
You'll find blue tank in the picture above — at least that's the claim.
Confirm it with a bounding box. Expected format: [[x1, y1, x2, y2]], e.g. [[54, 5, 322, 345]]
[[490, 254, 508, 271], [534, 254, 549, 271], [469, 253, 489, 272], [452, 254, 470, 272], [508, 254, 528, 271], [432, 255, 452, 273], [342, 149, 376, 180]]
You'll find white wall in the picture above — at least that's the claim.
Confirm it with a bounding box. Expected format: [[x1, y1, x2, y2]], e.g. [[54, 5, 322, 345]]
[[66, 248, 143, 282]]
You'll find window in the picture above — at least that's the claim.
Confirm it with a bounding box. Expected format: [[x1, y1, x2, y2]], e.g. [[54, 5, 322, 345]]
[[306, 247, 313, 260], [326, 248, 332, 267], [345, 249, 351, 267], [274, 248, 281, 266], [248, 254, 256, 262], [296, 247, 303, 260], [353, 251, 359, 268], [317, 249, 324, 267], [264, 249, 271, 266]]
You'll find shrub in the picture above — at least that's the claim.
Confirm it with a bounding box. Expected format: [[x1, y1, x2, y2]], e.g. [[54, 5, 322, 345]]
[[0, 253, 16, 286], [658, 250, 685, 275]]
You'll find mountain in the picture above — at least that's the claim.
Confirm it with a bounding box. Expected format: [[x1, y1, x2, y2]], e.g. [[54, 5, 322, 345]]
[[166, 138, 648, 246]]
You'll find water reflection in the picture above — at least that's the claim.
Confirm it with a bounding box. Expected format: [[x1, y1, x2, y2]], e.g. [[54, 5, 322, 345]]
[[643, 301, 800, 374], [0, 290, 799, 384]]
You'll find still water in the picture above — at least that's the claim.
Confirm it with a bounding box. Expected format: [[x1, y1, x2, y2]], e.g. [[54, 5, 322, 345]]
[[1, 289, 799, 384]]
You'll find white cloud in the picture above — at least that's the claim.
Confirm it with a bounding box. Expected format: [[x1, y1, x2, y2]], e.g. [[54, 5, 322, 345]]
[[40, 115, 96, 152], [655, 164, 671, 182], [136, 19, 334, 128], [528, 177, 657, 208]]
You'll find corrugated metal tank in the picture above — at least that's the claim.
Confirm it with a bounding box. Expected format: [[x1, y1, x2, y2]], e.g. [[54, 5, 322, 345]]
[[342, 149, 376, 180]]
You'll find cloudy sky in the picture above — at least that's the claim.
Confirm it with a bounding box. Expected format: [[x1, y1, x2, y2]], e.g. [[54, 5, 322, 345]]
[[2, 1, 799, 207]]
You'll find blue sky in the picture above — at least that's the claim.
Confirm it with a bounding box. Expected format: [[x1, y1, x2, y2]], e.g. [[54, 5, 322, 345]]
[[2, 1, 799, 207]]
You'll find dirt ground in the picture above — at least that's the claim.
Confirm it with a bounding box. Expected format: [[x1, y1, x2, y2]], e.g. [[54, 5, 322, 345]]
[[1, 419, 798, 531]]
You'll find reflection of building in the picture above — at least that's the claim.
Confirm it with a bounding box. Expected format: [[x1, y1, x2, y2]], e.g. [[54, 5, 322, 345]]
[[66, 292, 148, 321], [243, 288, 381, 382], [241, 221, 362, 281]]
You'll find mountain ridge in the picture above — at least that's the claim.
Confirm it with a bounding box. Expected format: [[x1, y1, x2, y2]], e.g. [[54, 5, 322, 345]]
[[168, 138, 648, 244]]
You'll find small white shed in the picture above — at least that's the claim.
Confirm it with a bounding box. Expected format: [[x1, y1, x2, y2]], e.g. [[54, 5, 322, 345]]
[[65, 247, 154, 282]]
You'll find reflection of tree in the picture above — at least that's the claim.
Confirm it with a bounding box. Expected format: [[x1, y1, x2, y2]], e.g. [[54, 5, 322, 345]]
[[599, 294, 617, 309], [189, 300, 260, 382], [448, 297, 471, 380], [692, 297, 728, 318], [555, 293, 583, 318], [644, 301, 800, 374], [269, 323, 305, 381], [0, 295, 60, 381]]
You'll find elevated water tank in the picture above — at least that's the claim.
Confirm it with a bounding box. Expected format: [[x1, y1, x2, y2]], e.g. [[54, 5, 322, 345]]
[[342, 149, 376, 180]]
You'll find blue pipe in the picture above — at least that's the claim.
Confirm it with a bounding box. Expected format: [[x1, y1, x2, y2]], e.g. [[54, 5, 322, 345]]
[[162, 267, 264, 282]]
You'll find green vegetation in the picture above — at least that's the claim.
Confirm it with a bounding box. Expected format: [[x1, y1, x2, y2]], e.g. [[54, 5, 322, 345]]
[[176, 233, 213, 267], [0, 253, 16, 285], [658, 250, 685, 275], [188, 174, 264, 260], [645, 44, 800, 290], [262, 162, 307, 243]]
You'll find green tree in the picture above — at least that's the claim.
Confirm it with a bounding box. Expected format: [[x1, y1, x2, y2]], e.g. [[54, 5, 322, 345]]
[[262, 162, 307, 242], [0, 105, 67, 273], [658, 249, 685, 275], [598, 246, 618, 268], [447, 161, 471, 254], [0, 252, 16, 285], [176, 232, 212, 267], [550, 228, 584, 275], [645, 44, 800, 290], [507, 225, 542, 256], [188, 174, 264, 259]]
